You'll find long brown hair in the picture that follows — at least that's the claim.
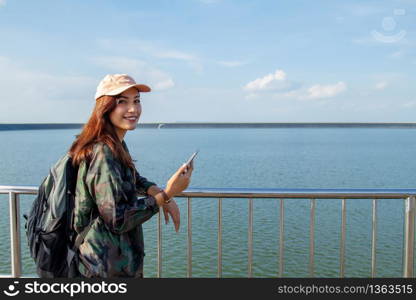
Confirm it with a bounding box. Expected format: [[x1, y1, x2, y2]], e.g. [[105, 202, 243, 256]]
[[68, 95, 135, 170]]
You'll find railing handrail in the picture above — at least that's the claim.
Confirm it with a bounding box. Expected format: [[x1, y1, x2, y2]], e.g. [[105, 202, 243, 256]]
[[1, 185, 415, 278], [2, 185, 416, 198]]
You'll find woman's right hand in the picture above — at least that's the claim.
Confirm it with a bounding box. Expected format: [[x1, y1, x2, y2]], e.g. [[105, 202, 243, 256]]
[[165, 162, 194, 198], [163, 199, 180, 232]]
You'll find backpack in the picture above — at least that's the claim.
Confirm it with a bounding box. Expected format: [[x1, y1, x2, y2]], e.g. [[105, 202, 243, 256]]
[[24, 153, 90, 278]]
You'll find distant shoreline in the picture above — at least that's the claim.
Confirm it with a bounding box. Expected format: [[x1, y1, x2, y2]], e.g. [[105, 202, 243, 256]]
[[1, 122, 416, 130]]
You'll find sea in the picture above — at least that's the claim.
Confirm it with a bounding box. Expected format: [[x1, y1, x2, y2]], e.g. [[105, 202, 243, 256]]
[[0, 126, 415, 277]]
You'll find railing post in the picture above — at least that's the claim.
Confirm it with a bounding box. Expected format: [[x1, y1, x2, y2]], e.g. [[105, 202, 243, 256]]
[[340, 198, 346, 278], [157, 209, 162, 278], [309, 198, 316, 278], [403, 196, 415, 278], [187, 197, 192, 278], [217, 198, 222, 278], [248, 198, 253, 278], [371, 199, 377, 278], [9, 192, 21, 278], [279, 199, 284, 277]]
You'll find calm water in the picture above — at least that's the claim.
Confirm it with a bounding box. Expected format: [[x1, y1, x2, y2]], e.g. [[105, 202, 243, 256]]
[[0, 128, 415, 277]]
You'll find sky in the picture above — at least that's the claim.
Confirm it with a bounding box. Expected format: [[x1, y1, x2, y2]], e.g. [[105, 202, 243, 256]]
[[0, 0, 415, 123]]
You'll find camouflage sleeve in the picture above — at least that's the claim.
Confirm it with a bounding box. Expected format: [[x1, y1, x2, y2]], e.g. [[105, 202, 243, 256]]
[[86, 144, 159, 234], [134, 168, 157, 194]]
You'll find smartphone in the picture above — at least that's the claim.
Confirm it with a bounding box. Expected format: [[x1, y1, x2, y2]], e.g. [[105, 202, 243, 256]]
[[185, 150, 199, 167]]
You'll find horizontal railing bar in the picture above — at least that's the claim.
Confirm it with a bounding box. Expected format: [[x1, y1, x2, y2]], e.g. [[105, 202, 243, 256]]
[[177, 189, 416, 199], [2, 186, 416, 199], [0, 186, 38, 194], [0, 275, 38, 278]]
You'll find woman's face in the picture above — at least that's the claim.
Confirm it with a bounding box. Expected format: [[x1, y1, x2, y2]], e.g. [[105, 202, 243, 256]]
[[109, 87, 142, 141]]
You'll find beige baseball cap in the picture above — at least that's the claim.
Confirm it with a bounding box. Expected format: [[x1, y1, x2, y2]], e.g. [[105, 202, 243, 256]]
[[94, 74, 151, 100]]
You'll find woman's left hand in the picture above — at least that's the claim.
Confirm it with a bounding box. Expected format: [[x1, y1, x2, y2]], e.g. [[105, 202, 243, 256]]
[[162, 199, 180, 232]]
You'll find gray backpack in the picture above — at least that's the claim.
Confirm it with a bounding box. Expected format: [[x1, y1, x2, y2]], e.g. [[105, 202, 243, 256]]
[[24, 154, 91, 277]]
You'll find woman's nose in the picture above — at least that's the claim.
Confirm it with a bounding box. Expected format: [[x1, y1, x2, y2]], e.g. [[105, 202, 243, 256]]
[[128, 104, 138, 113]]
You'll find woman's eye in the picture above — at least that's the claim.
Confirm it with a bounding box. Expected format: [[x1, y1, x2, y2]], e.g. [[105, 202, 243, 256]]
[[117, 99, 126, 104], [134, 99, 141, 104]]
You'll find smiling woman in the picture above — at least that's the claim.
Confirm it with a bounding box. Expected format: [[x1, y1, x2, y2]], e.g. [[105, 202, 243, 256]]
[[66, 74, 194, 278]]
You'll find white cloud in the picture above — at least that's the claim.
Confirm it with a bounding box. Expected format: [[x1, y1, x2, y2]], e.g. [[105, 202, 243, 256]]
[[245, 93, 260, 100], [353, 35, 410, 46], [97, 38, 202, 73], [217, 60, 248, 67], [91, 56, 175, 91], [154, 50, 196, 61], [335, 16, 345, 23], [303, 82, 347, 100], [281, 89, 304, 99], [244, 69, 289, 92], [153, 78, 175, 90], [244, 69, 346, 101], [371, 72, 404, 91], [402, 101, 416, 108], [97, 38, 196, 62], [390, 50, 404, 59], [374, 81, 388, 90]]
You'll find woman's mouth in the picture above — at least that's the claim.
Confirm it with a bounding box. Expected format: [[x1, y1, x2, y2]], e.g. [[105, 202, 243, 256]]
[[124, 116, 138, 123]]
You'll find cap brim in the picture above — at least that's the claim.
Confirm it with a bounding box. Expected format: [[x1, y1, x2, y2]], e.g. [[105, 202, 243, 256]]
[[107, 84, 151, 95], [133, 84, 151, 93], [95, 84, 151, 100]]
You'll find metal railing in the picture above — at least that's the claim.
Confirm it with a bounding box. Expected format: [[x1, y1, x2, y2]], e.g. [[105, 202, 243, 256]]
[[0, 186, 415, 278]]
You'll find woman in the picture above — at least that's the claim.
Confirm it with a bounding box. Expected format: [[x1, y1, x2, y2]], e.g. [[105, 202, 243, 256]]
[[68, 74, 193, 278]]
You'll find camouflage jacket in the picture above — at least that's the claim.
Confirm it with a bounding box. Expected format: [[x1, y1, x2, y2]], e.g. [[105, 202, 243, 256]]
[[73, 141, 159, 278]]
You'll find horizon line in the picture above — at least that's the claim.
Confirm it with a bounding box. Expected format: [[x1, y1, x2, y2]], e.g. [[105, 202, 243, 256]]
[[2, 122, 416, 125]]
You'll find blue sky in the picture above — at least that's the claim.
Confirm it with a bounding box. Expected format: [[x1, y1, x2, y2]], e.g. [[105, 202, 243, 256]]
[[0, 0, 415, 123]]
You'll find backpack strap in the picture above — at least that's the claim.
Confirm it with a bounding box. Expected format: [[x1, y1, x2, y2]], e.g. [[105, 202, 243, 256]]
[[74, 223, 93, 249], [72, 159, 97, 250], [73, 207, 98, 249]]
